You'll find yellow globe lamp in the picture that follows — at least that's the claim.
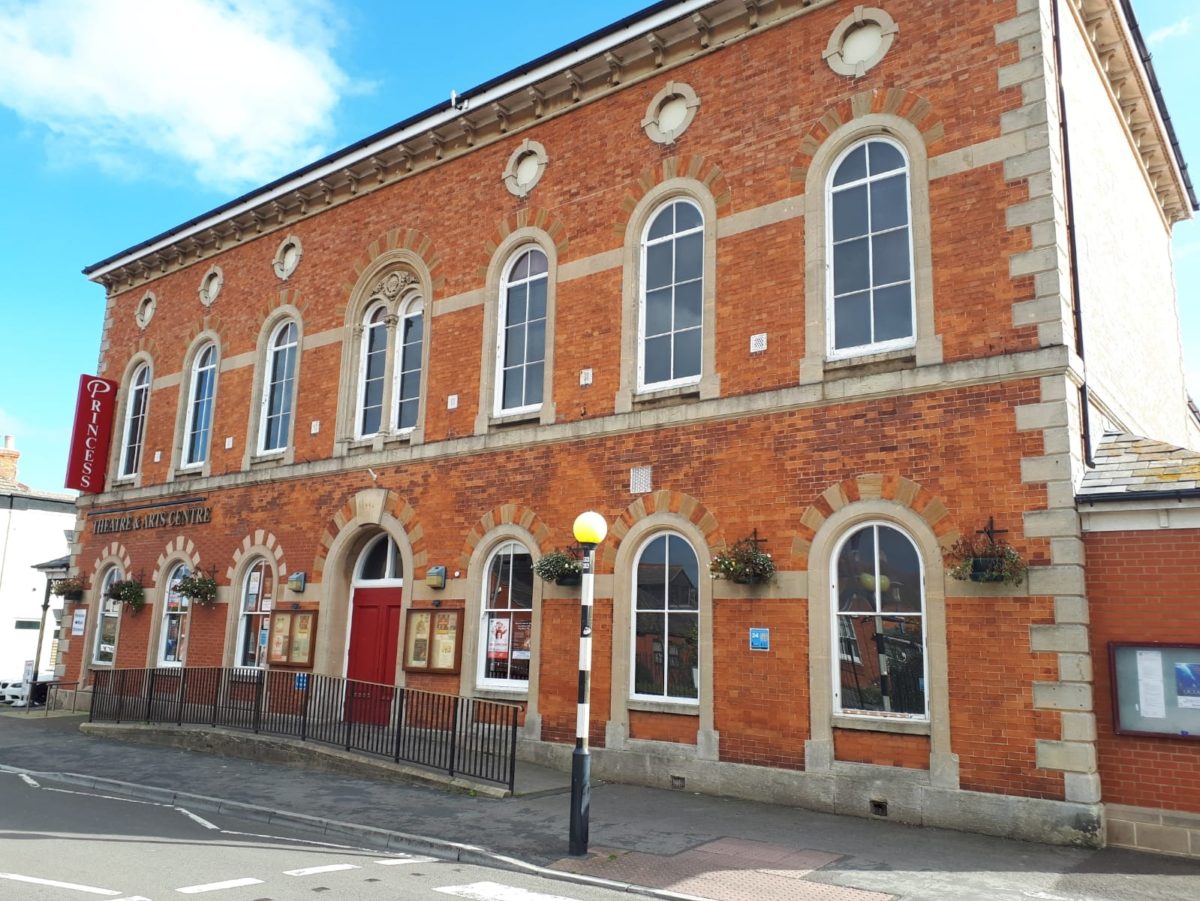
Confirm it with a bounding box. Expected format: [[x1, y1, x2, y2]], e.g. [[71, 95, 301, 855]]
[[572, 511, 608, 548]]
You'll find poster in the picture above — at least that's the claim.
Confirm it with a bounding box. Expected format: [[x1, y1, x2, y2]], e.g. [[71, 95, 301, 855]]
[[247, 569, 261, 596], [487, 616, 511, 660], [71, 609, 87, 636], [269, 613, 290, 662], [1136, 649, 1166, 719], [289, 613, 313, 665], [433, 612, 458, 670], [1176, 662, 1200, 710], [405, 611, 431, 668], [511, 617, 532, 661]]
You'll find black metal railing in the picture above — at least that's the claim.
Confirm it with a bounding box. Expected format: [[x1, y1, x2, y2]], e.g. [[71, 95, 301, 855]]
[[89, 667, 519, 791]]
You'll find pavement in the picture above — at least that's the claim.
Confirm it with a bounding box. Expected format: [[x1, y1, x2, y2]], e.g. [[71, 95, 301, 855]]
[[2, 708, 1199, 901]]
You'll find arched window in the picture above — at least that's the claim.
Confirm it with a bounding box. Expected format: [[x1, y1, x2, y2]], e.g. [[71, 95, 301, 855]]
[[355, 533, 403, 584], [158, 563, 191, 666], [119, 363, 151, 478], [639, 199, 704, 390], [396, 295, 424, 431], [357, 304, 388, 437], [259, 320, 298, 453], [236, 558, 274, 668], [495, 249, 547, 416], [182, 343, 217, 467], [632, 533, 699, 701], [478, 541, 533, 688], [827, 138, 914, 357], [832, 523, 926, 718], [92, 567, 122, 665]]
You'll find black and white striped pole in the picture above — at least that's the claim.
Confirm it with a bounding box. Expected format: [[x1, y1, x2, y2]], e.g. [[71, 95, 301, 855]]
[[569, 510, 607, 857]]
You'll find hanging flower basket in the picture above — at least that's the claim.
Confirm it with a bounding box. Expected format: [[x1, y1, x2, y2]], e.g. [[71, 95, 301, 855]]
[[534, 549, 583, 585], [175, 570, 220, 607], [52, 576, 85, 601], [107, 578, 145, 612], [947, 534, 1027, 586], [710, 537, 776, 584]]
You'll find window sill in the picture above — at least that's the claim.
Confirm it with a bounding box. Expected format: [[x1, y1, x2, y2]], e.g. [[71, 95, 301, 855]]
[[832, 713, 930, 735], [628, 698, 700, 716], [474, 686, 528, 703], [489, 409, 542, 428], [173, 466, 205, 480], [632, 384, 701, 407], [824, 348, 915, 380], [248, 452, 288, 470]]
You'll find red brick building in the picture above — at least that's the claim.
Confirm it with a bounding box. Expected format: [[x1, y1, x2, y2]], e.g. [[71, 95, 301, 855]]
[[58, 0, 1198, 850]]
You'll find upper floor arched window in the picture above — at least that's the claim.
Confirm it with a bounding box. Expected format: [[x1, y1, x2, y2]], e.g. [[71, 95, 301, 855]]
[[182, 343, 217, 467], [259, 320, 298, 454], [639, 199, 704, 391], [396, 295, 424, 432], [357, 304, 388, 438], [495, 248, 547, 416], [632, 532, 700, 702], [827, 138, 914, 357], [119, 362, 151, 479]]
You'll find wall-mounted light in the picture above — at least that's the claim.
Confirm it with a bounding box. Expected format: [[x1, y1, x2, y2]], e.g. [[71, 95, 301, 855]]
[[286, 572, 306, 593]]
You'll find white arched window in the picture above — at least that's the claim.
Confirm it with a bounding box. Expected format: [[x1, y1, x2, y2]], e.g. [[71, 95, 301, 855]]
[[832, 522, 926, 719], [495, 249, 547, 416], [827, 138, 914, 357], [158, 563, 191, 666], [478, 541, 533, 689], [357, 304, 388, 437], [395, 295, 424, 431], [92, 567, 122, 665], [355, 533, 403, 584], [182, 343, 217, 467], [639, 199, 704, 391], [236, 558, 274, 668], [119, 363, 151, 478], [632, 533, 699, 702], [259, 320, 298, 453]]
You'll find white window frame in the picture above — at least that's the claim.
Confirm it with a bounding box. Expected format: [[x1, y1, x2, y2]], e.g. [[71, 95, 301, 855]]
[[476, 541, 533, 692], [119, 363, 151, 479], [630, 531, 700, 705], [92, 567, 123, 666], [394, 293, 424, 433], [258, 320, 298, 455], [637, 199, 705, 393], [825, 137, 916, 360], [355, 302, 389, 439], [157, 564, 191, 667], [235, 558, 274, 669], [354, 533, 404, 587], [493, 248, 548, 417], [830, 522, 928, 722], [181, 343, 217, 468]]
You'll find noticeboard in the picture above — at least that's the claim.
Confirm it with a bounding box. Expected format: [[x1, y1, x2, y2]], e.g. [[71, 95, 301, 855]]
[[1109, 642, 1200, 740]]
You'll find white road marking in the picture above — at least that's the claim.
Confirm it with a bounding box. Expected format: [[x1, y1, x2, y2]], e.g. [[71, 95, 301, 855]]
[[284, 863, 361, 876], [18, 773, 39, 787], [375, 855, 437, 865], [218, 828, 378, 852], [435, 882, 584, 901], [176, 877, 264, 893], [177, 807, 219, 830], [43, 787, 158, 805], [0, 872, 120, 895], [113, 896, 153, 900]]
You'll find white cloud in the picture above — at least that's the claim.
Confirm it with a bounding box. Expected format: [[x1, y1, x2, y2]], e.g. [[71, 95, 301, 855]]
[[0, 0, 354, 190], [1148, 17, 1192, 46]]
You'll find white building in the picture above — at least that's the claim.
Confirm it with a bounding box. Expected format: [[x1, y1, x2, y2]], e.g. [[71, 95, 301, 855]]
[[0, 437, 76, 680]]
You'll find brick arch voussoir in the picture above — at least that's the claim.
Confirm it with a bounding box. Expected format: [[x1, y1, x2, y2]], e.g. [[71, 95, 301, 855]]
[[789, 88, 946, 185], [345, 227, 443, 306], [311, 490, 426, 582], [153, 535, 202, 585], [227, 530, 288, 583], [258, 289, 306, 328], [457, 504, 552, 571], [791, 473, 959, 569], [479, 208, 570, 277], [613, 154, 732, 237], [90, 542, 133, 588], [602, 490, 720, 568]]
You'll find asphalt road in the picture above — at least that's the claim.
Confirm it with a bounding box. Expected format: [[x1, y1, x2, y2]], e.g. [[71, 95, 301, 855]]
[[0, 771, 632, 901]]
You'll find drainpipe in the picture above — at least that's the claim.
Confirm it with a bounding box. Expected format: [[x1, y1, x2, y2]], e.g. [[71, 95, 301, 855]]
[[1050, 0, 1093, 467]]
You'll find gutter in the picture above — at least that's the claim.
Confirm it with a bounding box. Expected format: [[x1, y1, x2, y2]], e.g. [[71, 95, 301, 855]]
[[1077, 487, 1200, 504], [82, 0, 712, 281]]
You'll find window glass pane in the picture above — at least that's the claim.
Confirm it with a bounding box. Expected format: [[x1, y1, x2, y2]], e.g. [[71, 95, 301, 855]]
[[511, 251, 530, 281], [527, 250, 548, 276], [403, 312, 423, 343], [643, 335, 671, 385], [509, 551, 533, 609], [527, 277, 547, 321], [675, 201, 702, 232], [873, 284, 913, 343], [526, 319, 546, 365], [645, 288, 673, 337], [675, 280, 702, 331], [524, 362, 544, 407], [872, 229, 911, 286], [636, 536, 667, 609], [833, 145, 867, 185], [837, 526, 878, 612], [646, 242, 673, 291], [673, 329, 701, 380], [397, 398, 418, 430], [362, 372, 384, 410], [502, 367, 524, 410], [634, 611, 665, 695], [399, 371, 421, 403], [832, 185, 869, 241], [666, 535, 699, 609], [870, 175, 908, 232], [675, 232, 703, 281], [877, 526, 922, 613], [833, 292, 871, 350], [504, 323, 526, 367], [647, 206, 674, 240], [833, 238, 870, 295], [360, 536, 389, 581], [667, 612, 699, 699], [869, 141, 905, 175], [505, 284, 527, 326]]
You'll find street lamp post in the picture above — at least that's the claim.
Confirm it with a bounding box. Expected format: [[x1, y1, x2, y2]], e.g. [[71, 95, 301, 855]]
[[569, 510, 607, 857]]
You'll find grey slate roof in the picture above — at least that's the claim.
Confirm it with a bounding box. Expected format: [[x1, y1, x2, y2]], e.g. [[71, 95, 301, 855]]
[[1077, 432, 1200, 497]]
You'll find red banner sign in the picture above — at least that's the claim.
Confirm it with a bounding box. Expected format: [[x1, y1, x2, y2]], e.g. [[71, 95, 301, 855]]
[[65, 374, 119, 493]]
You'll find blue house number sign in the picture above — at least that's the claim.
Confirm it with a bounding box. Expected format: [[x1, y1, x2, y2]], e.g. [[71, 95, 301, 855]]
[[749, 628, 770, 651]]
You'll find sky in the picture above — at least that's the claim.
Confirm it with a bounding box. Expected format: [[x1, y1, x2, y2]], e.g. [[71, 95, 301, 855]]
[[0, 0, 1196, 493]]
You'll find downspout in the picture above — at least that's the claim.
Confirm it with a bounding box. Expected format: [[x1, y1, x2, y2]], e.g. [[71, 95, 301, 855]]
[[1050, 0, 1094, 466]]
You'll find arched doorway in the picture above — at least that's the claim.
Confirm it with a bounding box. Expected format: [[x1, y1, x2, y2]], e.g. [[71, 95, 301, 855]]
[[345, 533, 404, 724]]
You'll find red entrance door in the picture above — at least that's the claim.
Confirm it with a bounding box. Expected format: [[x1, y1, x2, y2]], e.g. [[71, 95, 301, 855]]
[[346, 586, 403, 725]]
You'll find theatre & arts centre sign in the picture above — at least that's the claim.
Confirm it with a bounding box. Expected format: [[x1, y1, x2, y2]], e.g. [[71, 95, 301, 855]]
[[92, 504, 213, 535]]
